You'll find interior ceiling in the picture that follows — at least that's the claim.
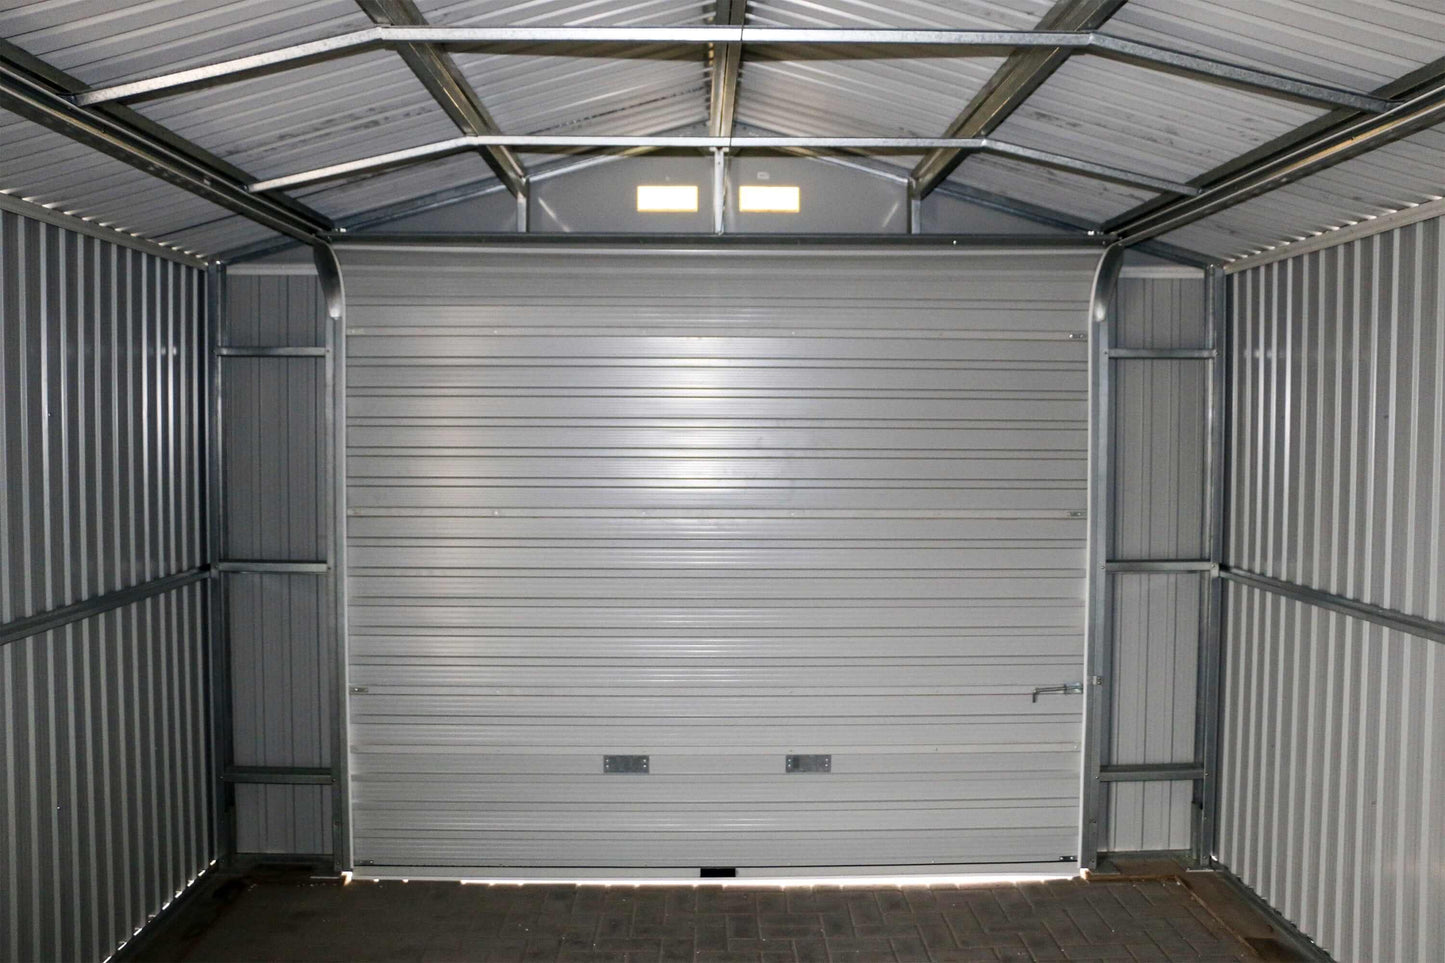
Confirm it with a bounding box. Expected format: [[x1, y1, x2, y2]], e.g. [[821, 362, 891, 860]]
[[0, 0, 1442, 261]]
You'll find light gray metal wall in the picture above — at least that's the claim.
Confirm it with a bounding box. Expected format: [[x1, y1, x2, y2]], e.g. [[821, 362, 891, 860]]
[[1221, 216, 1445, 961], [336, 244, 1100, 876], [1104, 272, 1209, 852], [222, 269, 335, 855], [0, 209, 212, 962]]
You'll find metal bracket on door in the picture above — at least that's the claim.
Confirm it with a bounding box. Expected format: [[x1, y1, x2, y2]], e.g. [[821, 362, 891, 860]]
[[1031, 682, 1085, 703]]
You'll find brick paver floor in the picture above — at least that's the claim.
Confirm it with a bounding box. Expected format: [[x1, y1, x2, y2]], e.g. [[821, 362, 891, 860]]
[[141, 876, 1268, 962]]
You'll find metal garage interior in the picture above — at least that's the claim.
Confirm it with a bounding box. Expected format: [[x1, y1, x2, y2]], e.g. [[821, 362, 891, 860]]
[[0, 2, 1441, 962]]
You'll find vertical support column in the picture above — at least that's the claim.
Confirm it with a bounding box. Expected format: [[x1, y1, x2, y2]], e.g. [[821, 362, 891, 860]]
[[907, 179, 923, 234], [1194, 264, 1230, 867], [713, 148, 727, 235], [203, 262, 236, 863], [516, 178, 529, 233], [313, 243, 351, 873], [1080, 243, 1123, 869]]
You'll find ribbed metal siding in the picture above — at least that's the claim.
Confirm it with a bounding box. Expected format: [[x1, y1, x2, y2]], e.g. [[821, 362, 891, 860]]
[[336, 245, 1098, 874], [1230, 217, 1443, 624], [0, 208, 204, 623], [0, 208, 211, 961], [1221, 215, 1445, 961], [1104, 275, 1208, 852], [222, 270, 336, 855], [1220, 587, 1443, 962], [0, 583, 212, 963]]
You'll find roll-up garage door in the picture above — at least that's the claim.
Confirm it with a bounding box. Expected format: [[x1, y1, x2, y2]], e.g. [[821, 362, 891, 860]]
[[336, 245, 1099, 877]]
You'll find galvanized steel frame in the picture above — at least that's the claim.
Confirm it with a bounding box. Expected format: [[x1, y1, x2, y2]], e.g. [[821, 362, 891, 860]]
[[1218, 568, 1445, 647], [1080, 243, 1123, 868], [1195, 265, 1229, 868], [202, 252, 348, 868], [353, 0, 527, 198], [1083, 254, 1228, 869], [910, 0, 1127, 199], [0, 567, 209, 647], [708, 0, 747, 138], [246, 134, 1201, 197], [1109, 77, 1445, 244], [315, 243, 352, 872], [0, 49, 331, 245], [205, 263, 237, 862], [70, 26, 1392, 114]]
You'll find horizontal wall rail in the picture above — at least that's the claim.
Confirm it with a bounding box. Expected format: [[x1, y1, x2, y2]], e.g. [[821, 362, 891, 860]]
[[1104, 560, 1215, 573], [1106, 348, 1216, 359], [217, 346, 330, 357], [0, 567, 210, 646], [1100, 763, 1206, 782], [215, 560, 330, 575], [1219, 567, 1445, 646], [222, 767, 336, 786]]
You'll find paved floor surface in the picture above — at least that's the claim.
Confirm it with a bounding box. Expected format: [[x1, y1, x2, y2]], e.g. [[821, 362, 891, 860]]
[[129, 872, 1287, 962]]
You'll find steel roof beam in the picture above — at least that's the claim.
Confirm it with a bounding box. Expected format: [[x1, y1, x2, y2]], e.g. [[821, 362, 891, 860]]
[[911, 0, 1126, 200], [247, 133, 1200, 196], [73, 27, 1392, 115], [1109, 76, 1445, 245], [0, 55, 331, 245], [709, 1, 748, 137], [1104, 54, 1445, 237], [354, 0, 526, 197]]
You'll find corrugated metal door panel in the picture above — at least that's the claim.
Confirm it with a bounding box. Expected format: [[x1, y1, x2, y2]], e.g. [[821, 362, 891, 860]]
[[336, 247, 1099, 875]]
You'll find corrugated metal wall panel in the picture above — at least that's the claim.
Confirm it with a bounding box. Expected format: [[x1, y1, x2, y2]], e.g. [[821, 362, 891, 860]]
[[1230, 217, 1444, 623], [1221, 214, 1445, 961], [0, 208, 204, 620], [1104, 573, 1199, 853], [336, 245, 1098, 874], [1220, 585, 1444, 963], [222, 270, 337, 855], [1, 583, 212, 963], [1103, 274, 1208, 853], [1113, 358, 1207, 561], [222, 358, 326, 561], [228, 573, 335, 855], [0, 207, 211, 962]]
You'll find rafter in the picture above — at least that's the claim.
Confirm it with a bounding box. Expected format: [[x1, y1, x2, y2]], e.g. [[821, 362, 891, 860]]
[[1109, 75, 1445, 244], [709, 1, 748, 137], [911, 0, 1127, 199], [0, 47, 330, 245], [353, 0, 526, 197]]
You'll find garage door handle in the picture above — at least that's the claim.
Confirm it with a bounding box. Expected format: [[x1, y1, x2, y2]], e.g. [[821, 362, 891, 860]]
[[1031, 682, 1084, 703]]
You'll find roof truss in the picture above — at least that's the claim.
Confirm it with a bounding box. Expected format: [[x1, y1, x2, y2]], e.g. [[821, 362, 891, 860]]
[[353, 0, 527, 197], [1, 6, 1438, 262]]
